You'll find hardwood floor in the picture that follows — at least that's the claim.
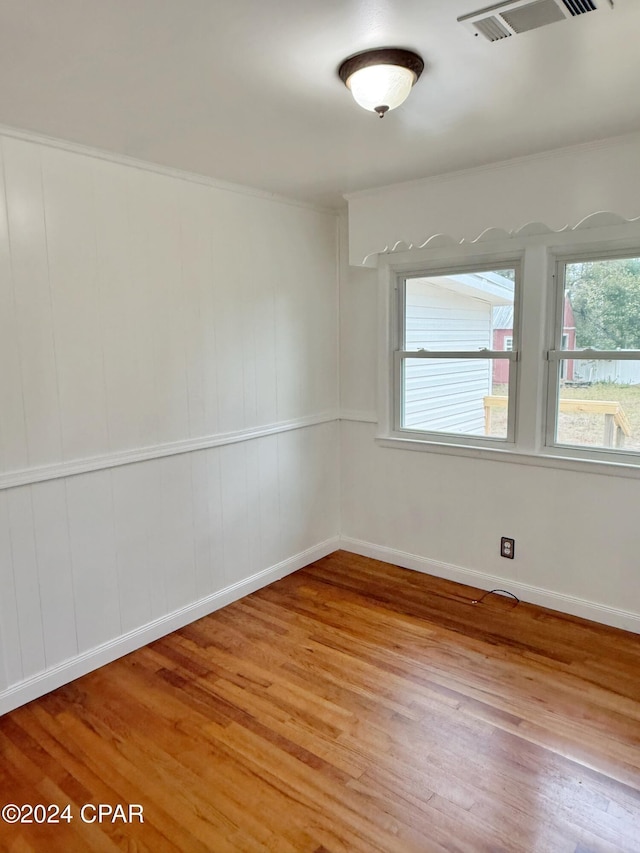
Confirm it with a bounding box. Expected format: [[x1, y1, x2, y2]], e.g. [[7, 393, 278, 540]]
[[1, 550, 639, 852]]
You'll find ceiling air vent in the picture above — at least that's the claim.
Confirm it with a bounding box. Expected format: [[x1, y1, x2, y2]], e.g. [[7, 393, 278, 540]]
[[458, 0, 607, 42]]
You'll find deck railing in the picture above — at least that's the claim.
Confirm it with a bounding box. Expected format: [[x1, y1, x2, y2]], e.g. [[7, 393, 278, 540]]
[[483, 396, 631, 447]]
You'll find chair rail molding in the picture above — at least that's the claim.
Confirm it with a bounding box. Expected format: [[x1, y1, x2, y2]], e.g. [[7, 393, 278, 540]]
[[0, 411, 339, 491]]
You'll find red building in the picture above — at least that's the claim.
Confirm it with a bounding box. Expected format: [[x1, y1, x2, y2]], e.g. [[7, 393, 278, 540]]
[[492, 298, 576, 384]]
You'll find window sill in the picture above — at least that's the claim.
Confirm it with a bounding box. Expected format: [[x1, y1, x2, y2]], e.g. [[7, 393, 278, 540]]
[[375, 432, 640, 479]]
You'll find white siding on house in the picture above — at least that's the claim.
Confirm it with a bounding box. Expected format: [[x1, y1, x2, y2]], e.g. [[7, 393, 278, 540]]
[[404, 280, 492, 434], [404, 358, 491, 434]]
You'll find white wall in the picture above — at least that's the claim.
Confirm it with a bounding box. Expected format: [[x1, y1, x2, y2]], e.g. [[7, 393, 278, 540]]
[[341, 142, 640, 633], [340, 267, 640, 630], [346, 132, 640, 265], [4, 128, 640, 715], [0, 133, 339, 712]]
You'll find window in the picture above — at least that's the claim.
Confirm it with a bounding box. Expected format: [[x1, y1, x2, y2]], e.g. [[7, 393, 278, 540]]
[[396, 265, 518, 444], [381, 225, 640, 474], [547, 253, 640, 458]]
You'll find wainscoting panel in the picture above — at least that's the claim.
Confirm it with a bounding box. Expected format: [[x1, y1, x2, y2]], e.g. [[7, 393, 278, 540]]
[[0, 421, 339, 711]]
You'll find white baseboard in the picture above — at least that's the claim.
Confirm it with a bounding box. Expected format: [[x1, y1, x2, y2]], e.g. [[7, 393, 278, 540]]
[[0, 537, 339, 716], [340, 536, 640, 635], [6, 534, 637, 715]]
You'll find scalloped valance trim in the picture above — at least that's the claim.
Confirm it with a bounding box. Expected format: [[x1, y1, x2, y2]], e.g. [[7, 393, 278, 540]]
[[362, 211, 640, 266]]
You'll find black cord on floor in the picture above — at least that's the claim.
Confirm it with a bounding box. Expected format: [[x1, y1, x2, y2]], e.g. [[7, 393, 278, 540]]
[[471, 588, 520, 606]]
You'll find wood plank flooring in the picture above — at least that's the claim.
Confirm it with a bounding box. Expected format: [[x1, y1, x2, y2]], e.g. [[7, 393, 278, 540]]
[[1, 550, 639, 852]]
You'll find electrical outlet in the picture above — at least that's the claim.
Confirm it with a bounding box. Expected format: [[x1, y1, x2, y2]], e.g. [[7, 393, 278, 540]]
[[500, 537, 515, 559]]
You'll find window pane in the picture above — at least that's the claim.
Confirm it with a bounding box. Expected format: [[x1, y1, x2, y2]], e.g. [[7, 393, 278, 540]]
[[402, 358, 510, 439], [555, 361, 640, 451], [563, 257, 640, 350], [405, 268, 515, 352]]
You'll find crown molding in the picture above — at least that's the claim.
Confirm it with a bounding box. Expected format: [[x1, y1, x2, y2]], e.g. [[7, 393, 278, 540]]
[[344, 130, 640, 202], [0, 123, 337, 216]]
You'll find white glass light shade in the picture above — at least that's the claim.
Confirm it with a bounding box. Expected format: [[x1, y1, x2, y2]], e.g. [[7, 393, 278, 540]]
[[346, 64, 416, 114]]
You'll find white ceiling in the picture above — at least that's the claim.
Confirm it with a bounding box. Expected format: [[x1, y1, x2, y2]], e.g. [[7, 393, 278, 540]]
[[1, 0, 639, 208]]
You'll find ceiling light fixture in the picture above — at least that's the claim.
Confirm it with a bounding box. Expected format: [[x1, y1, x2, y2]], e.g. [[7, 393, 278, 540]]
[[338, 47, 424, 118]]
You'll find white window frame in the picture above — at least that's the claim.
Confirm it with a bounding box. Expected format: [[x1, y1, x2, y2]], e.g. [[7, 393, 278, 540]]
[[376, 221, 640, 479], [392, 260, 521, 448], [544, 247, 640, 466]]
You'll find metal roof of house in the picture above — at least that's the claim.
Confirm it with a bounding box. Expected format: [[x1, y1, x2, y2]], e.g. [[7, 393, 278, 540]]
[[493, 305, 514, 329]]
